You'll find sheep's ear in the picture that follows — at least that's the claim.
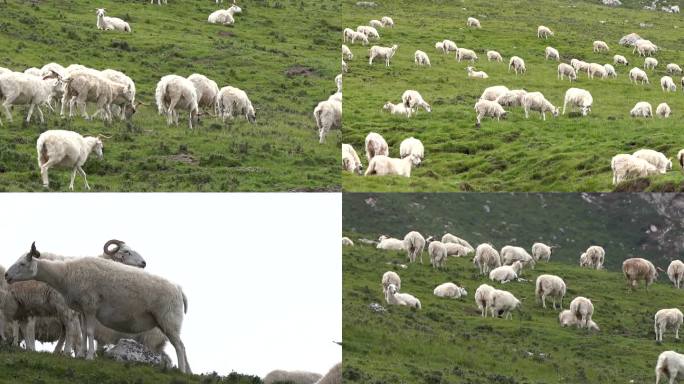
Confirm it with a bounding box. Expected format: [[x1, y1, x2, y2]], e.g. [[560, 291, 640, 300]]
[[29, 242, 40, 259]]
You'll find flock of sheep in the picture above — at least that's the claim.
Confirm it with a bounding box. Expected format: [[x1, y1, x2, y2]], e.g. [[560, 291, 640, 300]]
[[343, 229, 684, 383]]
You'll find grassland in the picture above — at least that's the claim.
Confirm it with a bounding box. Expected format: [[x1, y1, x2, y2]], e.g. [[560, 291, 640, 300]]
[[341, 0, 684, 192], [0, 0, 340, 192]]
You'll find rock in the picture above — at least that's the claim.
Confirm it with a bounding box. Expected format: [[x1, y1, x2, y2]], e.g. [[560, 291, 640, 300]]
[[369, 302, 387, 313], [104, 338, 172, 368]]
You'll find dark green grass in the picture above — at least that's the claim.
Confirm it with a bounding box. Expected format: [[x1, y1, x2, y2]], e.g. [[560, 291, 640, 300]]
[[341, 0, 684, 192], [0, 0, 339, 191]]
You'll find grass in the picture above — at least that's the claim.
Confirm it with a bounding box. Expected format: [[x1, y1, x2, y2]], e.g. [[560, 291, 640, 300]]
[[0, 0, 340, 192], [341, 0, 684, 192]]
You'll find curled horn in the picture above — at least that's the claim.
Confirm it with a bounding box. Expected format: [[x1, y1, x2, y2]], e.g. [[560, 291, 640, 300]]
[[657, 266, 666, 273], [104, 239, 124, 256], [97, 134, 113, 139]]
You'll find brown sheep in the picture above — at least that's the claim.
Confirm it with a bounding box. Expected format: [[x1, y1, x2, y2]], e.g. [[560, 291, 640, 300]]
[[622, 257, 658, 290]]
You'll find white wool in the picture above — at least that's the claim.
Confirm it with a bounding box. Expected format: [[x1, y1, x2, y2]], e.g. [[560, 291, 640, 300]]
[[414, 50, 431, 67], [369, 45, 398, 66], [456, 48, 478, 63], [632, 149, 671, 174], [629, 67, 649, 84], [656, 102, 671, 118], [593, 40, 609, 53], [630, 101, 653, 117], [383, 101, 412, 117], [364, 132, 389, 162], [399, 137, 424, 162], [342, 144, 363, 174], [545, 46, 559, 61], [434, 282, 467, 299], [474, 99, 506, 127], [495, 89, 527, 107], [480, 85, 509, 101], [508, 56, 526, 75], [661, 76, 677, 92], [365, 155, 420, 177], [562, 88, 592, 116], [487, 50, 503, 62], [522, 91, 558, 120]]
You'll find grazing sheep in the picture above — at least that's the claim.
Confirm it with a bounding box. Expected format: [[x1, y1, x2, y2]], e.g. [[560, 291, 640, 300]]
[[441, 234, 474, 252], [474, 99, 506, 128], [587, 63, 608, 79], [489, 289, 521, 319], [207, 4, 242, 25], [349, 31, 369, 45], [414, 50, 431, 67], [629, 67, 650, 84], [584, 245, 605, 269], [342, 28, 355, 43], [58, 69, 131, 122], [467, 17, 481, 28], [667, 63, 682, 74], [569, 296, 594, 328], [445, 243, 470, 257], [441, 40, 458, 54], [187, 74, 219, 115], [487, 50, 503, 62], [381, 271, 401, 294], [155, 75, 200, 129], [633, 149, 672, 174], [480, 85, 509, 101], [402, 90, 431, 115], [579, 252, 591, 267], [489, 261, 522, 283], [0, 72, 63, 124], [531, 243, 552, 262], [612, 153, 659, 184], [466, 66, 488, 79], [381, 16, 394, 27], [357, 25, 379, 39], [313, 99, 341, 144], [604, 64, 617, 78], [501, 246, 535, 269], [428, 241, 448, 269], [385, 283, 421, 309], [342, 237, 354, 246], [342, 44, 353, 60], [593, 40, 609, 53], [377, 235, 405, 251], [537, 25, 554, 39], [535, 275, 566, 309], [36, 130, 104, 191], [623, 257, 658, 290], [473, 244, 501, 274], [456, 48, 478, 63], [434, 42, 444, 53], [559, 310, 600, 331], [263, 370, 322, 384], [474, 284, 496, 317], [508, 56, 526, 75], [545, 46, 560, 61], [668, 260, 684, 288], [661, 76, 677, 92], [630, 101, 653, 117], [369, 19, 383, 28], [96, 9, 131, 32], [614, 54, 629, 66], [218, 85, 256, 124], [364, 132, 389, 162], [655, 350, 684, 384], [655, 308, 684, 342], [495, 89, 527, 107], [99, 69, 137, 120], [571, 59, 590, 75], [403, 231, 426, 264], [634, 39, 658, 56], [342, 144, 363, 174], [383, 101, 411, 118], [369, 45, 398, 67], [434, 283, 467, 299], [644, 57, 659, 70], [522, 91, 559, 120], [399, 137, 424, 163], [562, 88, 592, 116]]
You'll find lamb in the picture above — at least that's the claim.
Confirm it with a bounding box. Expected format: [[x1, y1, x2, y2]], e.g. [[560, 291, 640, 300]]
[[95, 9, 131, 32], [489, 261, 522, 283], [434, 283, 467, 299], [569, 296, 594, 328], [466, 66, 488, 79], [356, 25, 379, 39], [368, 45, 398, 66], [342, 45, 353, 60], [489, 289, 521, 319], [584, 245, 605, 269], [313, 99, 341, 144], [377, 235, 405, 251], [385, 283, 421, 309], [495, 89, 527, 107], [593, 40, 609, 53], [604, 64, 617, 78], [487, 50, 503, 62], [155, 75, 200, 129], [508, 56, 526, 75], [667, 63, 682, 74], [381, 271, 401, 294], [187, 74, 219, 115], [633, 149, 672, 174], [611, 153, 659, 184], [655, 351, 684, 384], [570, 59, 590, 75], [622, 257, 658, 290], [441, 40, 458, 54], [587, 63, 608, 79], [403, 231, 425, 264], [474, 99, 506, 127], [562, 88, 592, 116], [522, 92, 559, 120], [428, 241, 448, 269], [263, 370, 322, 384], [342, 144, 363, 174], [629, 67, 650, 84], [414, 50, 431, 67], [473, 243, 501, 274], [630, 101, 653, 117], [441, 234, 474, 253], [480, 85, 509, 101], [342, 237, 354, 246], [383, 101, 411, 117], [0, 72, 63, 124], [535, 275, 566, 309], [644, 57, 659, 71], [445, 243, 470, 257], [369, 19, 383, 29], [218, 85, 256, 124], [349, 31, 369, 45], [537, 25, 554, 39], [435, 42, 444, 53], [559, 310, 600, 331], [207, 4, 242, 25], [399, 137, 424, 163], [655, 308, 683, 342], [474, 284, 496, 317], [36, 130, 104, 191], [5, 242, 191, 373], [614, 55, 629, 66], [545, 46, 559, 61], [456, 48, 478, 63], [501, 245, 535, 269], [634, 39, 657, 56], [99, 69, 137, 120], [661, 76, 677, 92], [531, 243, 552, 262], [668, 260, 684, 288], [364, 132, 389, 162], [365, 155, 420, 177], [402, 90, 431, 115], [381, 16, 394, 27], [466, 17, 481, 28]]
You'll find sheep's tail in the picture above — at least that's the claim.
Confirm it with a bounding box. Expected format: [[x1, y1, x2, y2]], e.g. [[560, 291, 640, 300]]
[[313, 106, 323, 130], [534, 278, 542, 300], [179, 286, 188, 314], [155, 81, 166, 115]]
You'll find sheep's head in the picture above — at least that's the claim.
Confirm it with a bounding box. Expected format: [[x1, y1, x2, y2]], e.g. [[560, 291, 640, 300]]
[[246, 105, 256, 124], [87, 137, 104, 159], [459, 287, 468, 296], [6, 242, 41, 284], [387, 283, 398, 294], [229, 4, 242, 13], [382, 102, 392, 111], [104, 239, 146, 268], [580, 105, 591, 116], [96, 8, 106, 17], [552, 107, 560, 117], [408, 154, 421, 166], [424, 103, 432, 113]]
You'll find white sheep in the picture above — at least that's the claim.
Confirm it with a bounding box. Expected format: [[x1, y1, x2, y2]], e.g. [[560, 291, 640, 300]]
[[364, 132, 389, 162], [545, 46, 559, 61], [6, 242, 191, 372], [441, 40, 458, 54], [383, 101, 411, 117], [537, 25, 554, 39], [207, 4, 242, 25], [381, 271, 401, 295], [668, 260, 684, 288], [434, 283, 467, 299], [342, 144, 362, 174], [630, 101, 653, 117], [445, 243, 470, 257], [365, 155, 420, 177], [584, 245, 605, 269], [593, 40, 609, 53], [403, 231, 425, 264], [188, 74, 219, 115], [263, 370, 322, 384], [501, 245, 535, 269], [655, 308, 683, 341], [369, 45, 398, 66], [377, 235, 405, 251], [467, 17, 481, 28], [587, 63, 608, 79], [667, 63, 682, 74], [570, 59, 590, 75], [59, 69, 133, 122], [456, 48, 478, 63], [95, 9, 131, 32], [218, 85, 256, 124], [414, 50, 431, 67], [441, 234, 474, 251], [644, 57, 659, 70], [342, 237, 354, 246], [369, 19, 383, 29], [36, 130, 104, 191], [604, 64, 617, 78], [489, 261, 522, 283], [155, 75, 200, 129], [474, 284, 496, 317], [569, 296, 594, 328], [634, 39, 657, 56], [474, 99, 506, 128], [535, 275, 566, 309], [633, 149, 672, 174], [356, 25, 379, 39], [342, 45, 353, 60], [428, 241, 448, 269], [434, 42, 444, 53], [480, 85, 509, 101], [629, 67, 650, 84], [100, 68, 137, 120], [655, 351, 684, 384], [402, 90, 431, 115], [495, 89, 527, 107], [613, 55, 629, 66], [562, 88, 592, 116], [399, 137, 424, 163], [0, 72, 63, 124], [522, 91, 559, 120], [342, 28, 355, 43], [466, 66, 488, 79], [559, 310, 600, 331], [489, 289, 521, 319], [0, 67, 12, 75], [313, 99, 341, 144], [508, 56, 526, 75], [487, 50, 503, 62], [611, 153, 659, 184], [381, 16, 394, 27], [385, 283, 421, 309], [349, 31, 369, 45], [661, 76, 677, 92], [473, 243, 501, 274], [531, 243, 552, 262]]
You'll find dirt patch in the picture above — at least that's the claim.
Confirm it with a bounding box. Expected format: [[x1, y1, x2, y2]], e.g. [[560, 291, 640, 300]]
[[217, 31, 235, 37], [285, 65, 316, 77], [613, 178, 650, 192], [166, 153, 198, 165]]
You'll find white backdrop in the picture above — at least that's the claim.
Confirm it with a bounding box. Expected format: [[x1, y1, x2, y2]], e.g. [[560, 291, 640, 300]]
[[0, 193, 341, 378]]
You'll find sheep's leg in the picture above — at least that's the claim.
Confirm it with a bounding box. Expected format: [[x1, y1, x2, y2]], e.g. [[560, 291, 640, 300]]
[[26, 103, 35, 123], [166, 332, 189, 373], [54, 327, 65, 354], [36, 104, 45, 123], [83, 314, 96, 360], [24, 318, 35, 351], [656, 323, 660, 341], [676, 324, 680, 339], [11, 321, 19, 346], [77, 166, 90, 190], [2, 100, 13, 123], [668, 369, 678, 384], [69, 168, 78, 190]]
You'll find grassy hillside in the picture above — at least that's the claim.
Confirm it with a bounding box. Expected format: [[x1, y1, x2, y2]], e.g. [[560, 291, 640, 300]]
[[341, 0, 684, 192], [343, 237, 682, 384], [0, 0, 339, 191], [0, 345, 260, 384]]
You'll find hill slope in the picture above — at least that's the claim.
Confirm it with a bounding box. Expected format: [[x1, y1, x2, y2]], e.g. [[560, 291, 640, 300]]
[[341, 0, 684, 192], [0, 0, 339, 191]]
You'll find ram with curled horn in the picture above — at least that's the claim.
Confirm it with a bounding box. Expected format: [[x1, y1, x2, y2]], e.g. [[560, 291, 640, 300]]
[[101, 239, 146, 268]]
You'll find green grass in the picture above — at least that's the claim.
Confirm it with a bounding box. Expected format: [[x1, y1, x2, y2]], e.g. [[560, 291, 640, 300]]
[[341, 0, 684, 192], [0, 0, 340, 191]]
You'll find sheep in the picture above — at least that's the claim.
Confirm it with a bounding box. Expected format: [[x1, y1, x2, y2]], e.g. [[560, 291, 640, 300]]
[[562, 88, 592, 116], [545, 46, 559, 61], [667, 63, 682, 74], [441, 39, 458, 54], [535, 275, 566, 309], [58, 69, 132, 122], [489, 289, 521, 319], [623, 257, 658, 290], [399, 137, 424, 163], [0, 67, 11, 75], [466, 66, 488, 79], [342, 45, 353, 60], [334, 74, 342, 93], [614, 55, 629, 66], [24, 67, 42, 77], [487, 50, 503, 62], [495, 89, 527, 107], [187, 74, 219, 116], [403, 231, 425, 264], [428, 241, 448, 269], [522, 92, 559, 120], [579, 252, 590, 267], [456, 48, 478, 63], [668, 260, 684, 288], [661, 76, 677, 92], [569, 296, 594, 328], [467, 17, 481, 28], [501, 246, 535, 269], [313, 99, 341, 144], [508, 56, 526, 75], [474, 99, 506, 128], [629, 67, 650, 84], [402, 90, 431, 115], [383, 101, 411, 117], [381, 16, 394, 27], [655, 308, 684, 342], [365, 155, 420, 177], [357, 25, 379, 39], [364, 132, 389, 162], [604, 64, 617, 78], [584, 245, 605, 269], [369, 19, 383, 29], [342, 144, 363, 174], [434, 283, 467, 299], [537, 25, 554, 39], [559, 310, 600, 331], [593, 40, 609, 53], [368, 45, 398, 66], [218, 85, 256, 125], [343, 28, 355, 43], [655, 350, 684, 384], [630, 101, 653, 117], [381, 271, 401, 295], [263, 370, 322, 384], [207, 4, 242, 25], [612, 153, 659, 184], [151, 0, 168, 4], [570, 59, 590, 75], [36, 130, 104, 191], [531, 243, 552, 262], [634, 39, 658, 56], [6, 242, 191, 373], [679, 149, 684, 171], [377, 235, 405, 251], [385, 283, 421, 309], [99, 69, 137, 120], [473, 243, 501, 274], [633, 149, 672, 174], [645, 57, 659, 71], [96, 8, 131, 32], [155, 75, 200, 129], [480, 85, 509, 102], [587, 63, 608, 79], [0, 72, 63, 124], [489, 261, 522, 283], [434, 42, 445, 53], [349, 31, 369, 45], [441, 234, 474, 253], [342, 237, 354, 246], [445, 243, 470, 257], [414, 50, 431, 67]]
